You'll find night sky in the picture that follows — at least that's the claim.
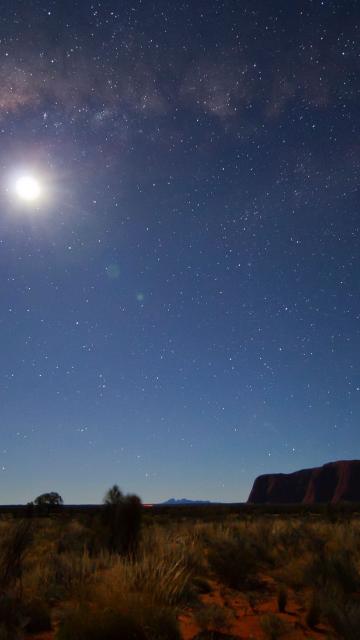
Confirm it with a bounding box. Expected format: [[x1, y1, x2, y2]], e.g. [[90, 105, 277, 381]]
[[1, 0, 359, 504]]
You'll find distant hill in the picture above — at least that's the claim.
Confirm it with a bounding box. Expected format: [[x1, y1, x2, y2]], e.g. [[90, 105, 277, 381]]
[[160, 498, 212, 505], [248, 460, 360, 504]]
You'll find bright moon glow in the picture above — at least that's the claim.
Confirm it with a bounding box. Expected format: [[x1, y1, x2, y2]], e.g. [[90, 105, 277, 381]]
[[15, 175, 41, 202]]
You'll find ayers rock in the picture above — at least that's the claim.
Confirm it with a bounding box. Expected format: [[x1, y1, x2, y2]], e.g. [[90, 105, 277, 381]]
[[248, 460, 360, 504]]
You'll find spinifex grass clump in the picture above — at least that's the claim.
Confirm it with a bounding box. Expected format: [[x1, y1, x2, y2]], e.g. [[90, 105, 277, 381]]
[[56, 608, 147, 640], [56, 603, 181, 640], [0, 594, 26, 640], [23, 598, 52, 633], [2, 502, 360, 640], [0, 520, 34, 639], [324, 596, 360, 640], [305, 547, 360, 594], [206, 531, 262, 590], [45, 548, 101, 601], [260, 613, 286, 640], [0, 520, 33, 591], [97, 541, 194, 607]]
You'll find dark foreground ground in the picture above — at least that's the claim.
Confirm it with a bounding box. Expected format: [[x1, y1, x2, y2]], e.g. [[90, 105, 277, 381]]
[[1, 502, 360, 639]]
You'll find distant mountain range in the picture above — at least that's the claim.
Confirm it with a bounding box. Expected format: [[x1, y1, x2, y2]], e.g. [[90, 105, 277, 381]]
[[160, 498, 212, 505], [248, 460, 360, 504]]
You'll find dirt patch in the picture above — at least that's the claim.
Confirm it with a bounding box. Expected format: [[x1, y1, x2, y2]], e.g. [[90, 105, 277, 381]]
[[179, 578, 330, 639]]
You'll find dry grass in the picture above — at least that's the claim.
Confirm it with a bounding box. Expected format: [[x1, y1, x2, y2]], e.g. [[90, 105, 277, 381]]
[[260, 613, 287, 639], [1, 512, 360, 638]]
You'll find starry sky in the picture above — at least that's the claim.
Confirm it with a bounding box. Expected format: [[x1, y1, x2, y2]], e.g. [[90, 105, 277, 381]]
[[1, 0, 359, 505]]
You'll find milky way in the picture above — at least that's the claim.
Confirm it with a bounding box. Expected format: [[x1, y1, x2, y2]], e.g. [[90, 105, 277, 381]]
[[0, 1, 359, 504]]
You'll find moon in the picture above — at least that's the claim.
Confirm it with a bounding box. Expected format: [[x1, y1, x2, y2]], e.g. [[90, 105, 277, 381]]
[[15, 175, 42, 202]]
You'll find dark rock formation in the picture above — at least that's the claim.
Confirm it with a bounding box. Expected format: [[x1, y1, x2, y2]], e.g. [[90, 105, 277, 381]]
[[248, 460, 360, 504]]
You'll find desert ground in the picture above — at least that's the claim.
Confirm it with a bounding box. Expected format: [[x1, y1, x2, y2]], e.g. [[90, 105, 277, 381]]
[[0, 503, 359, 639]]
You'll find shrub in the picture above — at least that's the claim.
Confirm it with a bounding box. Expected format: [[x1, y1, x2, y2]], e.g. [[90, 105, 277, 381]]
[[102, 486, 142, 555], [56, 608, 146, 640], [0, 594, 25, 639], [0, 520, 33, 589], [248, 519, 276, 565], [195, 604, 231, 631], [275, 522, 304, 556], [45, 548, 102, 602], [305, 593, 321, 629], [56, 604, 180, 640], [260, 614, 286, 640], [324, 597, 360, 640], [56, 520, 91, 555], [97, 547, 193, 607], [24, 598, 52, 633], [0, 625, 21, 640], [305, 548, 360, 594], [277, 586, 287, 613], [207, 535, 261, 590], [134, 601, 181, 640]]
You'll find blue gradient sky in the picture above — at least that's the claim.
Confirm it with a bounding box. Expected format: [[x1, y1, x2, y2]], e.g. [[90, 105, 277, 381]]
[[1, 0, 359, 504]]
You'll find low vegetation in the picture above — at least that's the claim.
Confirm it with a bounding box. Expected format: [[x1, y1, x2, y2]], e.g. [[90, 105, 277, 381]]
[[1, 495, 360, 638], [260, 613, 286, 639]]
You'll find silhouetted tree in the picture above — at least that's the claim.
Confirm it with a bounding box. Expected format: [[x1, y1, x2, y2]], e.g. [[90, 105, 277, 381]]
[[104, 485, 124, 506], [102, 485, 142, 555], [25, 502, 34, 518], [34, 492, 63, 506], [34, 492, 63, 515]]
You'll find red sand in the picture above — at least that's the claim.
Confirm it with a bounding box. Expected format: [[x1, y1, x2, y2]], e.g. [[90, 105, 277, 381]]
[[179, 578, 330, 639], [26, 579, 330, 640]]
